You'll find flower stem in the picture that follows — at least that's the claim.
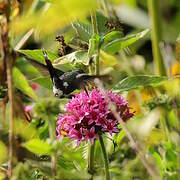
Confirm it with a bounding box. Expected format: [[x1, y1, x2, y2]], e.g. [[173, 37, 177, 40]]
[[147, 0, 166, 76], [98, 132, 110, 180], [88, 141, 95, 179]]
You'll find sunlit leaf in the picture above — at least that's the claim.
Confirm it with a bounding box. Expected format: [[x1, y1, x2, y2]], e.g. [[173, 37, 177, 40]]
[[0, 141, 7, 164], [18, 49, 58, 64], [53, 50, 89, 66], [12, 0, 97, 35], [13, 67, 38, 101], [100, 50, 118, 67], [0, 173, 5, 180], [22, 138, 52, 155], [113, 75, 167, 93], [88, 34, 100, 58], [145, 129, 165, 146], [103, 29, 149, 54], [110, 0, 137, 7]]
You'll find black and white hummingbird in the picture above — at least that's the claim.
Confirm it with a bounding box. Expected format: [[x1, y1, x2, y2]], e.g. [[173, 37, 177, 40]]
[[42, 50, 103, 98]]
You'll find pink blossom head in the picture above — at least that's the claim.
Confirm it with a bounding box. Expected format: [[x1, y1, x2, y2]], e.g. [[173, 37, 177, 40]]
[[57, 89, 134, 145]]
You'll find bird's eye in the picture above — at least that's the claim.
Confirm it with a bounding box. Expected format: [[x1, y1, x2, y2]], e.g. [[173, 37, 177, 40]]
[[55, 93, 58, 97]]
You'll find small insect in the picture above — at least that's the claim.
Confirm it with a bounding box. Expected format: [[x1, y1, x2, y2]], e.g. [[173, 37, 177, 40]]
[[43, 50, 103, 98]]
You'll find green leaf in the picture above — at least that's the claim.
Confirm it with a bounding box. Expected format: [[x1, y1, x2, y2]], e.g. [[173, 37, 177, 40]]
[[0, 141, 7, 164], [103, 29, 149, 54], [14, 120, 38, 140], [53, 50, 89, 67], [57, 155, 75, 170], [96, 12, 108, 35], [72, 21, 92, 43], [12, 0, 97, 36], [31, 77, 52, 89], [115, 130, 125, 144], [18, 49, 58, 64], [15, 57, 40, 79], [168, 110, 179, 128], [113, 75, 167, 93], [88, 34, 100, 58], [146, 129, 165, 146], [100, 50, 118, 67], [101, 31, 123, 46], [18, 49, 74, 72], [13, 67, 38, 101], [22, 139, 52, 155], [152, 152, 163, 169]]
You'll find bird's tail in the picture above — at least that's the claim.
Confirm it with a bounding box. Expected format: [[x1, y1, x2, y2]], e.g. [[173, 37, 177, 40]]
[[42, 50, 56, 80]]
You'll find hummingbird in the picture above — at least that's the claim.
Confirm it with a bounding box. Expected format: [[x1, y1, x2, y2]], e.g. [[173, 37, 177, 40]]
[[42, 50, 103, 98]]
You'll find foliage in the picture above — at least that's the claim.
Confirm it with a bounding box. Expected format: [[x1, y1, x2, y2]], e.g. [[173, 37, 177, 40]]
[[0, 0, 180, 179]]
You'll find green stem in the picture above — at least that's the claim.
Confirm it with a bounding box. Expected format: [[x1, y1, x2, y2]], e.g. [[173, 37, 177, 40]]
[[147, 0, 166, 76], [88, 141, 96, 179], [91, 12, 100, 75], [95, 51, 100, 75], [98, 132, 110, 180], [91, 11, 98, 34], [47, 116, 56, 177]]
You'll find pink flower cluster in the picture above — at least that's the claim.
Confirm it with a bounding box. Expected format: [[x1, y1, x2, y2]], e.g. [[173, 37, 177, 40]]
[[57, 89, 134, 145]]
